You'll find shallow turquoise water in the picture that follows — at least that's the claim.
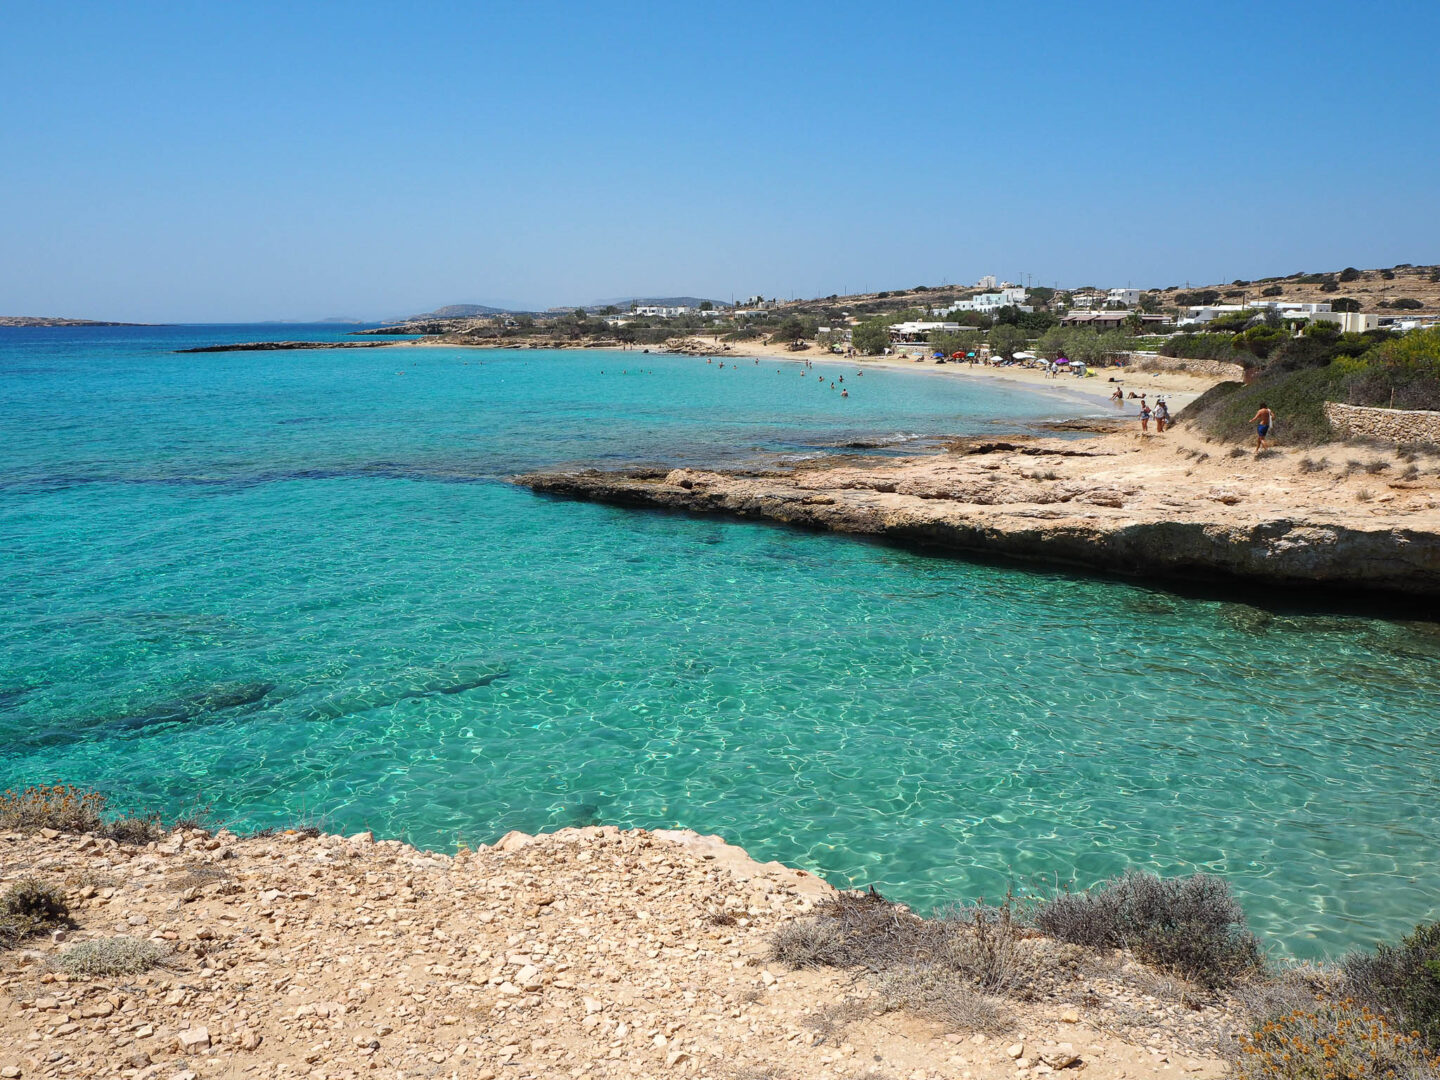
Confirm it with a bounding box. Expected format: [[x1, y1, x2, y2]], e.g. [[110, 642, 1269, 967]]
[[3, 325, 1438, 958]]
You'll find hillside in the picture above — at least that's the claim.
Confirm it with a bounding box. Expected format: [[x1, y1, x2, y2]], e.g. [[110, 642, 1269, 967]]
[[407, 304, 514, 319], [0, 316, 144, 327], [1151, 264, 1440, 313]]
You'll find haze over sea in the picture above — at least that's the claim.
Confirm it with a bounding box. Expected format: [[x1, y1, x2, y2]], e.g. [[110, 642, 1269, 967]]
[[3, 325, 1439, 958]]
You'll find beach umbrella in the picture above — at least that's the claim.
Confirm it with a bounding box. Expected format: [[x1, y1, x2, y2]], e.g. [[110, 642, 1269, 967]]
[[1054, 358, 1070, 365], [950, 351, 964, 358]]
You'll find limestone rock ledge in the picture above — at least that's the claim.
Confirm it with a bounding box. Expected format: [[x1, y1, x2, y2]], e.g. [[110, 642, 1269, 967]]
[[515, 441, 1440, 599], [1, 824, 1229, 1080]]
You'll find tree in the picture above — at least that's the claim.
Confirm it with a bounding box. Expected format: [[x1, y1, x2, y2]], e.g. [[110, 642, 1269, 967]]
[[1339, 267, 1361, 282], [699, 301, 713, 311], [930, 329, 980, 357], [602, 305, 620, 316], [1331, 297, 1362, 313], [1261, 285, 1283, 297], [988, 324, 1028, 359], [852, 318, 890, 355], [1123, 311, 1144, 335]]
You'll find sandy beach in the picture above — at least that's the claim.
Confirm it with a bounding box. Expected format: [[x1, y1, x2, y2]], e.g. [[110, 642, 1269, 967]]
[[680, 335, 1220, 413]]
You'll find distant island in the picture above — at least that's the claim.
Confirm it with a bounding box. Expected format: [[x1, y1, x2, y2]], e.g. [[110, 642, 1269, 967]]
[[0, 315, 148, 327]]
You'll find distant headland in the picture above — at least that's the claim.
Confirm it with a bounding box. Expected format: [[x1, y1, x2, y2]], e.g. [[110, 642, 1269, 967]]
[[0, 315, 149, 327]]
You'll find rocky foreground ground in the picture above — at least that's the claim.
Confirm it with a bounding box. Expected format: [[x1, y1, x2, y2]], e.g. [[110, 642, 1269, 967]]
[[0, 826, 1238, 1080], [517, 427, 1440, 600]]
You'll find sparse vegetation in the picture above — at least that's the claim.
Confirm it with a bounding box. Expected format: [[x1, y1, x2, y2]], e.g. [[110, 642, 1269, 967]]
[[0, 878, 71, 948], [56, 935, 170, 976], [1234, 1000, 1440, 1080], [0, 784, 186, 843], [1343, 920, 1440, 1050], [1033, 871, 1263, 989], [770, 889, 1056, 1031]]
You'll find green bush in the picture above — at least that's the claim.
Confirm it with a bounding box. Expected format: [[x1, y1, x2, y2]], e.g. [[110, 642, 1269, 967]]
[[852, 318, 890, 355], [1033, 871, 1263, 988], [1344, 921, 1440, 1049], [1339, 267, 1362, 282], [1176, 365, 1346, 445], [1160, 333, 1249, 363], [1261, 285, 1283, 296]]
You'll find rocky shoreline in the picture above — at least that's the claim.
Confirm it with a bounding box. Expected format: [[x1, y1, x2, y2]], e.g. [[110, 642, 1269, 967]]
[[2, 824, 1235, 1080], [515, 429, 1440, 601], [175, 342, 397, 354]]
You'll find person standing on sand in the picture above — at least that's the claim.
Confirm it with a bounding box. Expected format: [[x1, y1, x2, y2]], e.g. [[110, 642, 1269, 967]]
[[1251, 403, 1275, 454], [1139, 401, 1152, 433], [1155, 399, 1169, 433]]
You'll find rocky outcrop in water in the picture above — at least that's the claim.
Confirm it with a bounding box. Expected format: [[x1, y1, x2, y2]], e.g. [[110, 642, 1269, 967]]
[[516, 432, 1440, 601], [175, 341, 396, 353]]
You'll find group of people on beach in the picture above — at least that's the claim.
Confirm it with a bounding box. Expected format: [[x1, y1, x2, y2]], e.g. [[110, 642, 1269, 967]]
[[1109, 385, 1276, 455], [1110, 387, 1172, 433]]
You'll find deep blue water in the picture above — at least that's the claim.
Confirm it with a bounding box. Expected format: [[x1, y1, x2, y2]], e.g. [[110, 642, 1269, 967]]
[[3, 323, 1438, 958]]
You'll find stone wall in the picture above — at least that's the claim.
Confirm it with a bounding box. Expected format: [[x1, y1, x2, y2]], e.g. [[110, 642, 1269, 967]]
[[1324, 401, 1440, 444], [1125, 352, 1247, 381]]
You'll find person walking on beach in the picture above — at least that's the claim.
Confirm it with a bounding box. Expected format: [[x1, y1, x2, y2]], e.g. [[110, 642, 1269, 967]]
[[1139, 401, 1152, 433], [1251, 403, 1274, 454], [1154, 399, 1169, 433]]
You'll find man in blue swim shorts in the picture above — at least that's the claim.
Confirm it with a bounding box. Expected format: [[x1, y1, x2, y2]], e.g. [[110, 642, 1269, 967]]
[[1250, 402, 1274, 455]]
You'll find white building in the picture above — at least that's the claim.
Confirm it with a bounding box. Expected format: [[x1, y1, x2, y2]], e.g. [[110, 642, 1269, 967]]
[[939, 287, 1031, 315], [1106, 288, 1141, 307], [976, 275, 998, 289], [1176, 304, 1251, 326], [888, 321, 965, 343], [632, 305, 695, 318]]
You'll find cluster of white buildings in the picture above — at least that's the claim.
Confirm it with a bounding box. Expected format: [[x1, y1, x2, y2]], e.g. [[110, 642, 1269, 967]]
[[1176, 300, 1436, 334], [932, 287, 1032, 316]]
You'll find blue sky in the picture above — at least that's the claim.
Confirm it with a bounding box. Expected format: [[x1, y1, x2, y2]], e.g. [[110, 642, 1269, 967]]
[[2, 0, 1437, 321]]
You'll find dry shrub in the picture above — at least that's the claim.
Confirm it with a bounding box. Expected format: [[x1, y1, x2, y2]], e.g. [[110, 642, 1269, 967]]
[[0, 879, 71, 948], [0, 785, 106, 833], [770, 889, 1027, 1032], [1344, 921, 1440, 1050], [1234, 1000, 1440, 1080], [1299, 457, 1329, 474], [0, 784, 166, 843], [873, 965, 1012, 1034], [56, 936, 170, 977], [1357, 488, 1375, 503], [1033, 871, 1263, 989], [1366, 460, 1392, 474], [1234, 963, 1344, 1024], [771, 889, 911, 972]]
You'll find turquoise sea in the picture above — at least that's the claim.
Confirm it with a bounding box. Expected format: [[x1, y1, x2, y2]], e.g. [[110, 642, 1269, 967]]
[[3, 324, 1438, 958]]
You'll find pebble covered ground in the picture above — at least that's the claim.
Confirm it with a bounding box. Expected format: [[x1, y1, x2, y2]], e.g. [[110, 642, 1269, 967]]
[[1, 825, 1236, 1080]]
